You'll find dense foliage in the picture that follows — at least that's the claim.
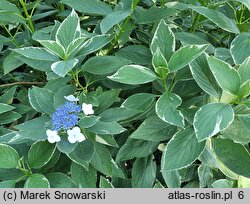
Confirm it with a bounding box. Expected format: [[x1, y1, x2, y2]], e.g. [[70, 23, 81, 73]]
[[0, 0, 250, 188]]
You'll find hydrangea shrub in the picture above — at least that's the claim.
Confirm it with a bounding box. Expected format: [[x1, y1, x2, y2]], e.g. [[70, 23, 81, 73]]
[[0, 0, 250, 188]]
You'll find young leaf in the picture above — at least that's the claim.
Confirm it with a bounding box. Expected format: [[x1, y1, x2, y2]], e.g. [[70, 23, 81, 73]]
[[51, 59, 78, 77], [38, 40, 65, 59], [150, 19, 175, 61], [212, 138, 250, 178], [108, 65, 157, 85], [189, 53, 221, 98], [161, 127, 205, 171], [207, 56, 241, 95], [168, 44, 208, 72], [55, 9, 80, 49], [194, 103, 234, 141], [152, 48, 168, 75], [156, 92, 185, 128], [14, 47, 59, 62]]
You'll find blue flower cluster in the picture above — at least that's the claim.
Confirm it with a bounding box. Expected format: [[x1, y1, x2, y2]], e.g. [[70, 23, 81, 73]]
[[51, 101, 81, 131]]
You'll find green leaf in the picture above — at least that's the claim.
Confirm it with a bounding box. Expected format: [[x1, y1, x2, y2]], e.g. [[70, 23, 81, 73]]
[[78, 116, 100, 128], [135, 7, 177, 24], [0, 103, 15, 114], [152, 48, 168, 75], [24, 174, 50, 188], [121, 93, 155, 112], [130, 116, 176, 141], [207, 56, 241, 95], [51, 59, 78, 77], [81, 56, 130, 75], [28, 141, 56, 169], [0, 144, 20, 169], [99, 176, 114, 188], [0, 180, 16, 188], [108, 65, 157, 85], [156, 92, 185, 128], [150, 19, 175, 61], [115, 45, 151, 66], [66, 37, 87, 57], [78, 34, 112, 56], [238, 57, 250, 83], [116, 138, 159, 162], [198, 164, 213, 188], [211, 179, 235, 188], [212, 138, 250, 178], [100, 9, 131, 34], [194, 103, 234, 141], [38, 40, 65, 59], [161, 170, 181, 188], [14, 47, 59, 62], [0, 86, 17, 104], [53, 85, 76, 108], [230, 33, 250, 64], [132, 155, 156, 188], [95, 89, 121, 113], [46, 172, 76, 188], [28, 86, 55, 115], [192, 6, 240, 34], [161, 127, 205, 171], [3, 52, 24, 75], [99, 107, 139, 122], [67, 140, 94, 170], [61, 0, 112, 16], [57, 136, 77, 154], [90, 142, 112, 176], [231, 0, 250, 11], [189, 53, 221, 98], [221, 116, 250, 145], [238, 176, 250, 188], [168, 45, 208, 72], [0, 111, 21, 125], [15, 116, 50, 141], [70, 162, 97, 188], [95, 134, 118, 147], [55, 9, 80, 49], [87, 121, 126, 135], [0, 0, 25, 24]]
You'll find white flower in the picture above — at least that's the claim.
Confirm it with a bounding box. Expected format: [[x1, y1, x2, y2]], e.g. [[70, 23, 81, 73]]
[[46, 130, 61, 143], [82, 103, 94, 115], [64, 95, 79, 102], [67, 126, 85, 143]]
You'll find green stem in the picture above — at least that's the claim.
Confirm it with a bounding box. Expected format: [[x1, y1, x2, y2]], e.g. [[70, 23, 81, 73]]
[[19, 0, 35, 33], [189, 13, 201, 32], [2, 25, 20, 47], [107, 0, 139, 54]]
